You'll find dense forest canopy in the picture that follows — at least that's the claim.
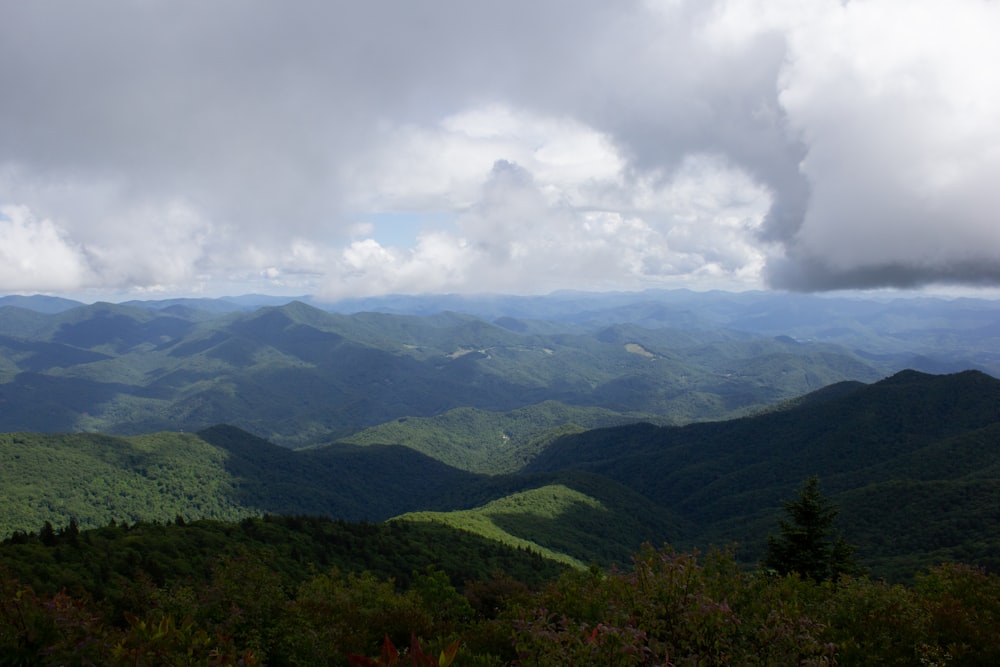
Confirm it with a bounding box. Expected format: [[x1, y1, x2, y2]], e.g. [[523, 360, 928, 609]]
[[2, 369, 1000, 583], [2, 517, 999, 666]]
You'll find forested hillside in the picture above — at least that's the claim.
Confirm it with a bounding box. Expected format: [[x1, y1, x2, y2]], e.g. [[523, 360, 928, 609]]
[[524, 369, 1000, 578], [0, 425, 687, 567], [338, 402, 658, 474], [3, 369, 1000, 582], [0, 295, 929, 446], [0, 426, 475, 535]]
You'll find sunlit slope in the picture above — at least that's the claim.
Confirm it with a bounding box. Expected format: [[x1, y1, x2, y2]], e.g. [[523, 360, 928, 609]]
[[396, 473, 689, 567], [339, 401, 668, 474], [0, 431, 252, 535], [0, 426, 686, 568], [0, 425, 479, 537]]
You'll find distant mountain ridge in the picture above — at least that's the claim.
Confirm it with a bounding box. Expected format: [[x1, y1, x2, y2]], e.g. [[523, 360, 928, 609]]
[[0, 294, 84, 314], [0, 297, 896, 445], [6, 288, 1000, 370]]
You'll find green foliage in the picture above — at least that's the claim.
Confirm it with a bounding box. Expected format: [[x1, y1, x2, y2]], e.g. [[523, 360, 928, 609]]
[[915, 563, 1000, 665], [397, 475, 686, 569], [399, 486, 602, 568], [510, 544, 1000, 666], [763, 477, 859, 582], [0, 431, 254, 537], [0, 516, 566, 613], [0, 425, 493, 537], [347, 634, 461, 667], [0, 513, 555, 666], [0, 567, 258, 666], [285, 569, 433, 662], [0, 425, 687, 570], [525, 369, 1000, 578], [818, 576, 930, 665], [5, 529, 1000, 666], [340, 402, 662, 474], [4, 369, 1000, 583]]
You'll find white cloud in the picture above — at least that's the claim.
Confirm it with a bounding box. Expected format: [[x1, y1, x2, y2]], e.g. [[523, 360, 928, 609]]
[[765, 0, 1000, 288], [1, 0, 999, 298], [319, 234, 474, 300], [0, 205, 90, 291], [82, 201, 213, 289], [317, 154, 771, 300], [344, 105, 624, 214]]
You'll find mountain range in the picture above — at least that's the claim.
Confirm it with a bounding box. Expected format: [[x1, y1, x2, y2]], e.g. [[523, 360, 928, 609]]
[[4, 289, 1000, 448], [2, 363, 999, 580], [3, 289, 1000, 581]]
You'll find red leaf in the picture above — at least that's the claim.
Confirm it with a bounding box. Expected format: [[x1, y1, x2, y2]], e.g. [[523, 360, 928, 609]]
[[382, 634, 400, 666]]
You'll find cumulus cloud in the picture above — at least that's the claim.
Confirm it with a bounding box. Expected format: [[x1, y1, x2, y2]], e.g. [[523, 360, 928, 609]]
[[318, 156, 770, 299], [763, 0, 1000, 290], [344, 106, 625, 213], [0, 206, 89, 291], [0, 0, 997, 297]]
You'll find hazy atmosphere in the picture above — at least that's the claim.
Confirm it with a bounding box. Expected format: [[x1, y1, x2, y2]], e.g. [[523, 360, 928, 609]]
[[2, 0, 999, 301]]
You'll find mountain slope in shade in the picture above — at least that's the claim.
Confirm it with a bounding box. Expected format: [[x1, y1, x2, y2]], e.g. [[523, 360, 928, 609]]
[[0, 425, 684, 568], [523, 369, 1000, 576], [2, 370, 1000, 578]]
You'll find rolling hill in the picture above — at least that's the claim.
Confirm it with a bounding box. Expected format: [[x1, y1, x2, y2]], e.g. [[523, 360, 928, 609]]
[[2, 370, 1000, 580], [523, 369, 1000, 576], [0, 425, 686, 568], [0, 298, 892, 446]]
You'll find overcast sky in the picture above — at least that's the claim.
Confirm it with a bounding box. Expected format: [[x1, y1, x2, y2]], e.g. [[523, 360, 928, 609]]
[[2, 0, 1000, 302]]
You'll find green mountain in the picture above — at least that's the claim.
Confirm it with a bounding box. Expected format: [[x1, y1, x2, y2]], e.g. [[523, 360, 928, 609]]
[[0, 425, 682, 567], [3, 370, 1000, 579], [0, 425, 484, 536], [0, 515, 566, 605], [0, 299, 889, 446], [5, 290, 1000, 663], [524, 369, 1000, 577], [339, 401, 668, 474], [398, 471, 690, 568]]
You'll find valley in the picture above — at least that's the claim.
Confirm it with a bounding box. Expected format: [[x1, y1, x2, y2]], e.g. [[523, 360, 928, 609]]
[[2, 290, 1000, 580], [3, 289, 1000, 663]]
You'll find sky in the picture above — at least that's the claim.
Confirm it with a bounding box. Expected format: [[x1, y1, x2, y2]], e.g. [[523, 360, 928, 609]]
[[2, 0, 1000, 302]]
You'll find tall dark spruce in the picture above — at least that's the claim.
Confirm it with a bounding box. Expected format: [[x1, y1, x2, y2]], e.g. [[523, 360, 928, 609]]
[[763, 476, 858, 582]]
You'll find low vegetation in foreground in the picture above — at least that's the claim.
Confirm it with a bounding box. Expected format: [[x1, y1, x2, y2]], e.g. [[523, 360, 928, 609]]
[[2, 514, 999, 666]]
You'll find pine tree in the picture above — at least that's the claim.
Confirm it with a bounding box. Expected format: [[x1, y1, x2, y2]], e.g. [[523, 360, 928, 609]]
[[38, 520, 57, 547], [763, 476, 858, 581]]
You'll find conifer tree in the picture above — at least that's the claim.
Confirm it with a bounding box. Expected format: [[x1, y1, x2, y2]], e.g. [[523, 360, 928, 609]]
[[763, 476, 858, 581]]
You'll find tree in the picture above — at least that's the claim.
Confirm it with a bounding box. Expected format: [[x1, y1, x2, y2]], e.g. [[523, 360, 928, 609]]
[[763, 476, 858, 582], [39, 521, 57, 547]]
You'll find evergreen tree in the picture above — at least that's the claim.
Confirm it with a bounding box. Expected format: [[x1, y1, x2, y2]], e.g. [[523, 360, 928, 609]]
[[763, 476, 858, 581], [38, 521, 57, 547]]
